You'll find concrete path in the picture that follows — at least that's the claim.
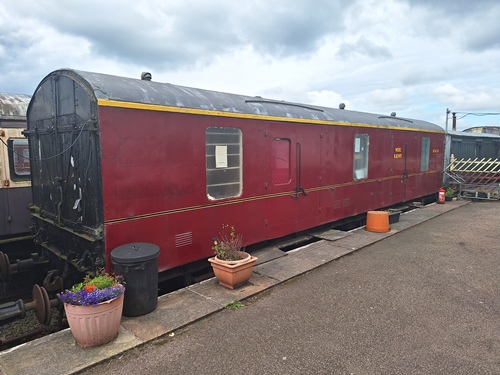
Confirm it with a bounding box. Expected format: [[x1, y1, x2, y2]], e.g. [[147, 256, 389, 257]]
[[2, 200, 499, 374]]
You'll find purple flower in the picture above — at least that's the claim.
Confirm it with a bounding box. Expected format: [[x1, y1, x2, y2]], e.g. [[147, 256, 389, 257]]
[[59, 285, 124, 306]]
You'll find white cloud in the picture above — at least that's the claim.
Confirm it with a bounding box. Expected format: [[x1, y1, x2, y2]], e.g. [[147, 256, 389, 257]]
[[433, 83, 500, 110], [367, 88, 409, 111], [306, 90, 349, 109]]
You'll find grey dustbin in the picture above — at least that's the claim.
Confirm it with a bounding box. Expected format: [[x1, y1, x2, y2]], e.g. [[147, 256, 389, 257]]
[[111, 242, 160, 317]]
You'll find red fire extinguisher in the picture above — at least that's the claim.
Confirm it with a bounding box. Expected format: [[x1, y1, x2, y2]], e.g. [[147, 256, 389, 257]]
[[437, 188, 445, 204]]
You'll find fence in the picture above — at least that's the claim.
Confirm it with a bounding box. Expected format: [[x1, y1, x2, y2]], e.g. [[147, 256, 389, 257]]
[[445, 156, 500, 200]]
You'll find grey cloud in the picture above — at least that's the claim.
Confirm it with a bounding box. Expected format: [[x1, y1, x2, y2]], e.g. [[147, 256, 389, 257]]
[[234, 1, 349, 57], [0, 22, 49, 94], [462, 15, 500, 51], [466, 33, 500, 52], [0, 0, 351, 92], [27, 2, 241, 70], [337, 36, 392, 59], [10, 0, 351, 71], [408, 0, 500, 52], [399, 66, 446, 86], [0, 25, 38, 70], [407, 0, 498, 16]]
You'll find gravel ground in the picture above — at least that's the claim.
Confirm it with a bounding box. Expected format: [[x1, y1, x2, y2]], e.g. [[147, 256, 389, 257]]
[[0, 307, 64, 346]]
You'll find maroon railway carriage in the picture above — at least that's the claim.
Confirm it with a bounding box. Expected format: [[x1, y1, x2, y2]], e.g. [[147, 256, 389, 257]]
[[26, 69, 444, 278]]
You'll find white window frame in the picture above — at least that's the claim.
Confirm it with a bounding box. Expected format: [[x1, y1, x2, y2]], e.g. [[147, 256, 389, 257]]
[[353, 134, 369, 180], [206, 127, 242, 200], [421, 137, 430, 171]]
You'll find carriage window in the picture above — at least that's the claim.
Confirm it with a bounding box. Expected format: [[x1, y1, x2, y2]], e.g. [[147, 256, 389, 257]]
[[353, 134, 369, 180], [421, 137, 430, 171], [206, 127, 242, 200], [8, 139, 31, 181], [271, 138, 291, 185]]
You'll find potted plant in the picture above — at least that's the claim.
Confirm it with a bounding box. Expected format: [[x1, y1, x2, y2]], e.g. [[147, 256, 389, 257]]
[[208, 224, 258, 289], [445, 187, 454, 201], [58, 270, 125, 348]]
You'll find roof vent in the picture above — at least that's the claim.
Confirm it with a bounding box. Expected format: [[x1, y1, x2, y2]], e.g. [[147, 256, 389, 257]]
[[141, 72, 152, 81], [391, 112, 396, 116], [339, 103, 345, 110]]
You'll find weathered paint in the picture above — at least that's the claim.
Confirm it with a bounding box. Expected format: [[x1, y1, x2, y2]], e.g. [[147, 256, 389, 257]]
[[0, 93, 31, 126]]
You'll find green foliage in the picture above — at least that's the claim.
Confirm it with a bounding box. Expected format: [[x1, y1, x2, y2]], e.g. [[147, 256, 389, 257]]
[[71, 282, 84, 293], [445, 187, 454, 197], [225, 299, 244, 310], [71, 270, 124, 292]]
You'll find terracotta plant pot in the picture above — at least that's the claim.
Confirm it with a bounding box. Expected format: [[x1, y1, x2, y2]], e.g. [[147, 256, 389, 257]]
[[365, 211, 390, 233], [64, 294, 124, 348], [208, 251, 258, 289]]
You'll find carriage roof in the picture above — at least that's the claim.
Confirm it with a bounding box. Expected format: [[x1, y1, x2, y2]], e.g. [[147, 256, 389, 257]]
[[34, 69, 444, 133]]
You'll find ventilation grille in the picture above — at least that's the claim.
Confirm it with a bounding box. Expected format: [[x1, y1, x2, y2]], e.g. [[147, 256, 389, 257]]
[[175, 232, 193, 248]]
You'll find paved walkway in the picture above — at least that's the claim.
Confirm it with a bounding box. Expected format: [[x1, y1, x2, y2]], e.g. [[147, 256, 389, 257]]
[[2, 200, 499, 374]]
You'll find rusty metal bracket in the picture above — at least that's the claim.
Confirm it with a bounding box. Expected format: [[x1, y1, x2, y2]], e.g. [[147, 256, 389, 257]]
[[43, 272, 64, 293]]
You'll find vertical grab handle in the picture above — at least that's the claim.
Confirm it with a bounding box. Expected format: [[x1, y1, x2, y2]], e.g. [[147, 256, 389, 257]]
[[293, 143, 308, 199]]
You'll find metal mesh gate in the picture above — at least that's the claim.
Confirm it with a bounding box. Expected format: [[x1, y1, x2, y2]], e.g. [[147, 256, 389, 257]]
[[445, 156, 500, 200]]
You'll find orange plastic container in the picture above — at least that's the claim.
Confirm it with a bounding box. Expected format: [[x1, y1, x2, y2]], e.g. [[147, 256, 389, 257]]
[[365, 211, 390, 233]]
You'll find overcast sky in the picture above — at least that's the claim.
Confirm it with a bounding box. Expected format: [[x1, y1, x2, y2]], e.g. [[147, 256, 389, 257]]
[[1, 0, 499, 131]]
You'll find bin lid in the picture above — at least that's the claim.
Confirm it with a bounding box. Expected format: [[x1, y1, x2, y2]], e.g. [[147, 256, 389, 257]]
[[111, 242, 160, 263]]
